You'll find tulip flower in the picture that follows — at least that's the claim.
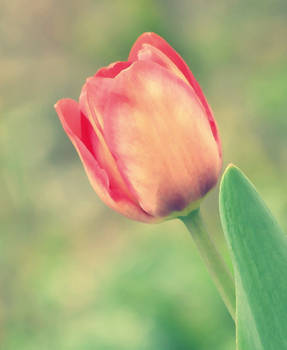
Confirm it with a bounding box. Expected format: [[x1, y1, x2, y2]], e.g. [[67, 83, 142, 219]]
[[55, 33, 235, 322], [55, 32, 222, 223]]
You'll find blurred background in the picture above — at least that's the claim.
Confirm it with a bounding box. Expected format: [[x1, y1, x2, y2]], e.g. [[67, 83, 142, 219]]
[[1, 0, 287, 349]]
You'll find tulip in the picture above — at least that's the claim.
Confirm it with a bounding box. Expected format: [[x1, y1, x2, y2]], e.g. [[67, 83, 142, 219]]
[[55, 32, 222, 223]]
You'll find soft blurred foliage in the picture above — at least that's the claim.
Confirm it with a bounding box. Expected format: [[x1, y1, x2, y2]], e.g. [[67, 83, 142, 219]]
[[1, 0, 287, 349]]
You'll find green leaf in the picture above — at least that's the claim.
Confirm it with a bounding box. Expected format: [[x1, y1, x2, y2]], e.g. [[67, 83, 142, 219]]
[[219, 165, 287, 350]]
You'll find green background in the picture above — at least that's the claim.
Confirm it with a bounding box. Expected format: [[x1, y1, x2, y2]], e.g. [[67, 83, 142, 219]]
[[1, 0, 287, 349]]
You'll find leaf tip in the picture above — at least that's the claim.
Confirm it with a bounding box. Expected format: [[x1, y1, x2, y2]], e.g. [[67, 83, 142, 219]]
[[223, 163, 239, 175], [220, 163, 240, 188]]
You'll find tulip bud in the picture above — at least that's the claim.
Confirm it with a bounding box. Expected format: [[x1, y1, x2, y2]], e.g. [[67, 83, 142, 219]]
[[55, 32, 222, 223]]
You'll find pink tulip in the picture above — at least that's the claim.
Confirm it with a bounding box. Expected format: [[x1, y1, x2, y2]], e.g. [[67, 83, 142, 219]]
[[55, 32, 222, 223]]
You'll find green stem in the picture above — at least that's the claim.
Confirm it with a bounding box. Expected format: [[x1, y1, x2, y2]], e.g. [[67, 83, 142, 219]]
[[180, 209, 235, 321]]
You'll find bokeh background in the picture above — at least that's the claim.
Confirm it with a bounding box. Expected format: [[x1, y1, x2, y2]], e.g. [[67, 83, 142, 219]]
[[1, 0, 287, 349]]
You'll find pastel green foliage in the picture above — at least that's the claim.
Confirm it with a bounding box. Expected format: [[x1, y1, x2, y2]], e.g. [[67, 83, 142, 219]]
[[219, 165, 287, 350]]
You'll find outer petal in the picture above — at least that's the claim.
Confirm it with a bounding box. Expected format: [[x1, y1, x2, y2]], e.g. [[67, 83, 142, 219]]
[[86, 61, 222, 217], [55, 98, 153, 222], [79, 82, 140, 205], [129, 32, 221, 155], [79, 61, 132, 131]]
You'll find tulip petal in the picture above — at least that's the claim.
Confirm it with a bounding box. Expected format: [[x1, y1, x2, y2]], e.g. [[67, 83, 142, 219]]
[[55, 99, 109, 196], [79, 83, 140, 205], [80, 60, 133, 131], [86, 61, 222, 217], [95, 61, 132, 78], [136, 43, 188, 83], [129, 32, 221, 154], [55, 98, 153, 222]]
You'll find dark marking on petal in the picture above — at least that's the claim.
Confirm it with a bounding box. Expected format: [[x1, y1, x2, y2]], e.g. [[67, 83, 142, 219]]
[[157, 192, 187, 217], [199, 169, 218, 197]]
